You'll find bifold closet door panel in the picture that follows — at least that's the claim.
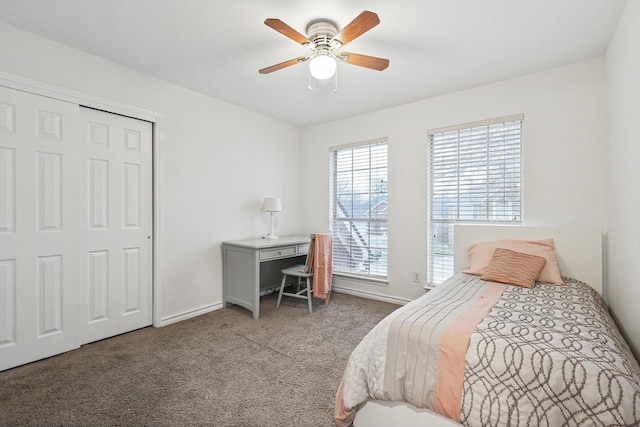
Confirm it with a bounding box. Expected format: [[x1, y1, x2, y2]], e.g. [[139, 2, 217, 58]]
[[0, 85, 82, 371], [78, 107, 152, 345]]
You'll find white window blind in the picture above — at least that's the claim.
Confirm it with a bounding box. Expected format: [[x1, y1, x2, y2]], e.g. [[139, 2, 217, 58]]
[[329, 138, 388, 279], [428, 115, 523, 285]]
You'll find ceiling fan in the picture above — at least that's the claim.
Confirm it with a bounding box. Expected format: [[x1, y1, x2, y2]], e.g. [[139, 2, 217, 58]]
[[258, 10, 389, 80]]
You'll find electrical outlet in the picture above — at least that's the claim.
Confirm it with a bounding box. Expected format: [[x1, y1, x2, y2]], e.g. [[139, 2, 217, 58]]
[[413, 272, 420, 283]]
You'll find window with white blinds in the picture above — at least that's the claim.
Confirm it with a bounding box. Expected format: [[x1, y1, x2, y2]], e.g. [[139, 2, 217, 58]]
[[329, 138, 388, 279], [428, 115, 523, 285]]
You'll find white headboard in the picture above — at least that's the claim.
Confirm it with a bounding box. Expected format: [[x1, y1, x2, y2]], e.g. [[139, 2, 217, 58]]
[[453, 225, 603, 295]]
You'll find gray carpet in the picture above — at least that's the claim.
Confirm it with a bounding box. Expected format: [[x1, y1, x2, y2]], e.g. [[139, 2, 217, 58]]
[[0, 292, 398, 427]]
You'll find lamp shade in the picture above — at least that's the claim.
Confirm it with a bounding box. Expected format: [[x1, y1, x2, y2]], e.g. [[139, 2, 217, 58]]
[[309, 55, 337, 80], [262, 197, 282, 212]]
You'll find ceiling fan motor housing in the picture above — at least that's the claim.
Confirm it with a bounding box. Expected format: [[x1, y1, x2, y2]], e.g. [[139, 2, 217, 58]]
[[306, 20, 341, 49]]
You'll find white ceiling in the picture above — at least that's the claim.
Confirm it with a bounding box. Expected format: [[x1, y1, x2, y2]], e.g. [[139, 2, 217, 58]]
[[0, 0, 626, 128]]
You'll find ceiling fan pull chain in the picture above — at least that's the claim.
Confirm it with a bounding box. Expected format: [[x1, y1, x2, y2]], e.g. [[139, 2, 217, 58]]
[[334, 66, 339, 94], [308, 66, 313, 91]]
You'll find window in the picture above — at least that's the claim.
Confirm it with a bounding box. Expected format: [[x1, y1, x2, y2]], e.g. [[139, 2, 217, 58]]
[[428, 115, 523, 285], [330, 138, 388, 279]]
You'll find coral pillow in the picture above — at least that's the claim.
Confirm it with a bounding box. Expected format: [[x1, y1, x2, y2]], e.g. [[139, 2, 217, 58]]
[[464, 238, 564, 284], [481, 248, 547, 288]]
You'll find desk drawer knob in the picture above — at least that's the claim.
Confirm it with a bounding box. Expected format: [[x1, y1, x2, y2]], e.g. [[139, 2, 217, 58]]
[[277, 251, 282, 255]]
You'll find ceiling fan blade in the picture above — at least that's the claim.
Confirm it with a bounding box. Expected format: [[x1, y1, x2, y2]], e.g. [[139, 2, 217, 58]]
[[341, 52, 389, 71], [264, 18, 311, 45], [332, 11, 380, 47], [259, 56, 308, 74]]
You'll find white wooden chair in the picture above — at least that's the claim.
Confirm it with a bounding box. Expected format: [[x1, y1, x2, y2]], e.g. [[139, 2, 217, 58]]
[[276, 235, 315, 313]]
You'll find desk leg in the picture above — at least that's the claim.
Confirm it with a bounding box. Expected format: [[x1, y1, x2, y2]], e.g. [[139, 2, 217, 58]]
[[223, 246, 260, 318], [253, 255, 260, 319]]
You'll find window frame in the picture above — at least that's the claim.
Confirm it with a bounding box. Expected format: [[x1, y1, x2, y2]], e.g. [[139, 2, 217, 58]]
[[329, 137, 389, 281], [427, 114, 524, 286]]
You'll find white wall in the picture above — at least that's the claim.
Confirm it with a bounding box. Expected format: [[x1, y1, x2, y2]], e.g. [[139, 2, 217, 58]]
[[301, 59, 606, 302], [605, 1, 640, 358], [0, 23, 302, 324]]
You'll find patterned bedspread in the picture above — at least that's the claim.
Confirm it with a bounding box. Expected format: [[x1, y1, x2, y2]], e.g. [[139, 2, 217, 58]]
[[335, 273, 640, 426]]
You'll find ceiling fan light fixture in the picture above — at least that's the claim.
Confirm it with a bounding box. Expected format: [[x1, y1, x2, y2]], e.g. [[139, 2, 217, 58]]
[[309, 54, 337, 80]]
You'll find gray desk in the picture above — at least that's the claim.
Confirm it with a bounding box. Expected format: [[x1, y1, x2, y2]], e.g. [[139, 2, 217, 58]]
[[222, 235, 311, 319]]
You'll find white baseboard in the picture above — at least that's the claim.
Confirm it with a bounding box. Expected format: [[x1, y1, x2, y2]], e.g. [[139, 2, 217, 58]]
[[156, 289, 408, 327], [332, 286, 410, 306], [157, 302, 223, 327]]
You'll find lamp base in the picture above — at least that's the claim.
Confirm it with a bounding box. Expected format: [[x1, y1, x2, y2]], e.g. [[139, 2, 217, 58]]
[[263, 211, 278, 239]]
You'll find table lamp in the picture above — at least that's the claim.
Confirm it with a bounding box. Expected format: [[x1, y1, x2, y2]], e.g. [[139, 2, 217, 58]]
[[262, 197, 282, 239]]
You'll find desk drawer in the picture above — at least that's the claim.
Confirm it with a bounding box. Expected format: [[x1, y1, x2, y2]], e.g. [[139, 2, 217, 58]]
[[298, 243, 310, 254], [260, 246, 297, 260]]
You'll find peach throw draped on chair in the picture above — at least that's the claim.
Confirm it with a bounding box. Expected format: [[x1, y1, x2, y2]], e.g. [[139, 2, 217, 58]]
[[311, 233, 333, 304]]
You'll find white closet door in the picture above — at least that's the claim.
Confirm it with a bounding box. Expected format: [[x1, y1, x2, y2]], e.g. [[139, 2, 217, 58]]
[[78, 107, 152, 345], [0, 86, 82, 370], [0, 87, 153, 371]]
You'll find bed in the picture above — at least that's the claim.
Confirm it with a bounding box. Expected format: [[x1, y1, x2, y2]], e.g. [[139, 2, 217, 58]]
[[335, 225, 640, 427]]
